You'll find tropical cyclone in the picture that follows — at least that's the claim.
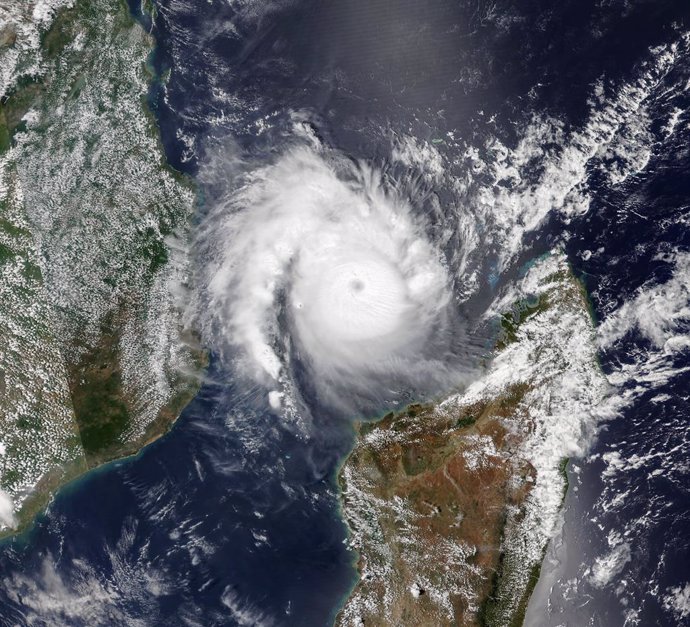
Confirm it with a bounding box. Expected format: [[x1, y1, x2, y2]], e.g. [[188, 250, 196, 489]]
[[0, 0, 201, 532], [337, 253, 609, 627], [198, 137, 469, 414]]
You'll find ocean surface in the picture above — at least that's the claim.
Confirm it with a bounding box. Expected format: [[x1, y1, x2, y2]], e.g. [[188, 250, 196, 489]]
[[0, 359, 358, 626], [1, 0, 690, 625]]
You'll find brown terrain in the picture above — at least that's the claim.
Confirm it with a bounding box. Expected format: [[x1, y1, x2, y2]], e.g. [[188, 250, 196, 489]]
[[337, 386, 537, 627], [336, 258, 597, 627]]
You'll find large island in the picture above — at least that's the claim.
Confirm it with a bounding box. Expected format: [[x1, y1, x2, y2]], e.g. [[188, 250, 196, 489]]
[[337, 254, 608, 626]]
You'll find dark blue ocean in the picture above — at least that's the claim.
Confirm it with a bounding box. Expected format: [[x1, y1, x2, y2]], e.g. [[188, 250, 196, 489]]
[[1, 0, 690, 625], [0, 359, 358, 626]]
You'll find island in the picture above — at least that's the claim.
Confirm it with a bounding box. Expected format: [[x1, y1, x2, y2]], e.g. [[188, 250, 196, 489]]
[[337, 254, 608, 626]]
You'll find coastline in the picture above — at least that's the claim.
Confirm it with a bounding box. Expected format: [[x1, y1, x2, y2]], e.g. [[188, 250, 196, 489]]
[[334, 253, 607, 627], [0, 381, 199, 545], [0, 0, 204, 538]]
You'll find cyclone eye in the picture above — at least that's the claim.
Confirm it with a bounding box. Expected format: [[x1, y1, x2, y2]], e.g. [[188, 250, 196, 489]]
[[204, 146, 451, 389], [349, 279, 365, 293]]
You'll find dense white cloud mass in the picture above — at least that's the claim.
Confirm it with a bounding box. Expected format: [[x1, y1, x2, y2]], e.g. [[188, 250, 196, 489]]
[[196, 136, 464, 412], [0, 489, 15, 529]]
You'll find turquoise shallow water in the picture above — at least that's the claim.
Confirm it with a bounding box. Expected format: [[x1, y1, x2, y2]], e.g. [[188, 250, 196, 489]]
[[1, 0, 689, 625]]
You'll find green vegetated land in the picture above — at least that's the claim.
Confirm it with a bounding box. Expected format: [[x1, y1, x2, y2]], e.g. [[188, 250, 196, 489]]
[[0, 0, 203, 535]]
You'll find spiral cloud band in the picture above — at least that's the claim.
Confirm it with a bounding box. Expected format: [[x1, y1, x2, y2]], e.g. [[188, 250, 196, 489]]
[[200, 139, 456, 410]]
